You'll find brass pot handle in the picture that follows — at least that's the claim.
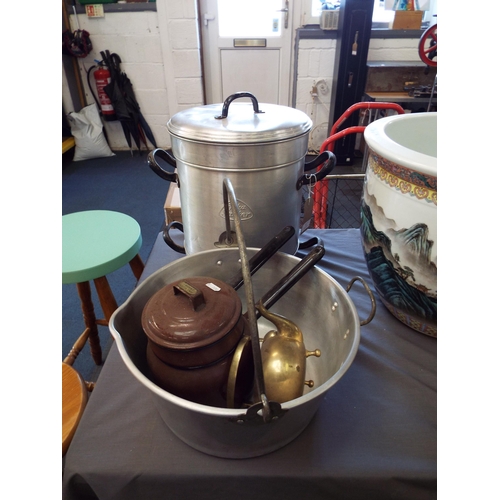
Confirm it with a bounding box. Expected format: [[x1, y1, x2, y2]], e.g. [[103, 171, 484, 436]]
[[346, 276, 377, 326], [227, 334, 251, 410]]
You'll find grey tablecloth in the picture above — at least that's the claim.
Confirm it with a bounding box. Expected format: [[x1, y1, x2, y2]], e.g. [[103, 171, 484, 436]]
[[62, 229, 437, 500]]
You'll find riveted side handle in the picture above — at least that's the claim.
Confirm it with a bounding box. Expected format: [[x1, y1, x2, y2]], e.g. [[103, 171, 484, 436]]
[[163, 221, 186, 254], [297, 151, 336, 189], [147, 148, 178, 183], [215, 92, 265, 119]]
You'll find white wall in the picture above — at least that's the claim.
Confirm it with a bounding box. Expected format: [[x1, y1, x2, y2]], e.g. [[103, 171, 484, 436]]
[[295, 36, 422, 152], [65, 0, 203, 151], [295, 37, 337, 153], [368, 37, 421, 61], [63, 0, 424, 152]]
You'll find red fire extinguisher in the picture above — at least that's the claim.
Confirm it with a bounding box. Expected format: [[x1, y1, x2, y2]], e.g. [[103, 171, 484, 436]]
[[87, 61, 116, 121]]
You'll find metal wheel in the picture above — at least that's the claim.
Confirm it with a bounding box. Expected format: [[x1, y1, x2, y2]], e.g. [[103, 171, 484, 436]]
[[418, 24, 437, 67]]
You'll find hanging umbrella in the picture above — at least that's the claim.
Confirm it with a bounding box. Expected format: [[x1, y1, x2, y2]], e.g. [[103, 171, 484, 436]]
[[101, 50, 157, 155]]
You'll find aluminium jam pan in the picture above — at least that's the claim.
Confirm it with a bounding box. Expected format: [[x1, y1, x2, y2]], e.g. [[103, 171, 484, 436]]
[[110, 248, 368, 459]]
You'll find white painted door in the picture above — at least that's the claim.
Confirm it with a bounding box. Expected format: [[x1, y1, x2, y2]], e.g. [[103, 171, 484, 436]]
[[200, 0, 293, 105]]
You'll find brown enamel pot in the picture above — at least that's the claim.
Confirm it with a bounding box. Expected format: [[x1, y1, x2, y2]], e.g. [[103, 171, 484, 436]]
[[145, 341, 253, 408], [142, 276, 245, 368]]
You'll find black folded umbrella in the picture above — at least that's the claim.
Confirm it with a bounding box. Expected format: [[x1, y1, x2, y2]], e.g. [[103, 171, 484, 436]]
[[101, 50, 157, 155]]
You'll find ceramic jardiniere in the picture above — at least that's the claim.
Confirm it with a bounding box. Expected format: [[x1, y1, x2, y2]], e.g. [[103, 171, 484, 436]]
[[361, 112, 437, 337]]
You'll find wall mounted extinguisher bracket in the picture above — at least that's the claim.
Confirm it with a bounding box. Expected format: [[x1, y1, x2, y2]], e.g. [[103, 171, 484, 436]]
[[312, 102, 406, 229], [86, 61, 117, 122]]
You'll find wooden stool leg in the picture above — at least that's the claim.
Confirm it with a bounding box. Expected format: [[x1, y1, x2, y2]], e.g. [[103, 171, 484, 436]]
[[76, 282, 102, 365], [94, 276, 119, 323], [129, 254, 145, 280], [63, 327, 91, 366]]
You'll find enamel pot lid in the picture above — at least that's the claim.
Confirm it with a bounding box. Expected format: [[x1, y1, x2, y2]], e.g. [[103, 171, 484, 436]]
[[166, 92, 312, 144], [141, 276, 242, 351]]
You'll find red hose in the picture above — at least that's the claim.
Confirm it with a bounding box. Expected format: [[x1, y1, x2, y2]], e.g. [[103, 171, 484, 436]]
[[320, 126, 367, 154], [327, 102, 406, 140], [312, 102, 405, 228]]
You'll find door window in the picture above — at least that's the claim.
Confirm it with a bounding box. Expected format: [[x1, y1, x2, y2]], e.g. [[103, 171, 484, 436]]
[[218, 0, 283, 37]]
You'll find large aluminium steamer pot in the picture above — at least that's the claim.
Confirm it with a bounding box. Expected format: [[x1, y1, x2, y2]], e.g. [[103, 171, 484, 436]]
[[110, 247, 371, 459], [148, 92, 335, 256]]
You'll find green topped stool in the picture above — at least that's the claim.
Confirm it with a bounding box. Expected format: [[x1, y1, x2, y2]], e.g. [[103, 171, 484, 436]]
[[63, 210, 144, 365]]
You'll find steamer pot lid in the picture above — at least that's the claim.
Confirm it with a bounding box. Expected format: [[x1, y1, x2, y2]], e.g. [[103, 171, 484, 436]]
[[141, 276, 242, 350], [167, 102, 312, 144]]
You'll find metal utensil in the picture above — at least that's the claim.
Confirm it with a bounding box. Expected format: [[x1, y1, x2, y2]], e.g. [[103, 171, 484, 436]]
[[249, 244, 325, 319], [222, 178, 279, 423], [227, 245, 326, 408], [226, 225, 295, 290], [257, 301, 321, 404]]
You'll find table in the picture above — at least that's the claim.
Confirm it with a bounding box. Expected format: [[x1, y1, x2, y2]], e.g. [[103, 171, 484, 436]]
[[62, 229, 437, 500]]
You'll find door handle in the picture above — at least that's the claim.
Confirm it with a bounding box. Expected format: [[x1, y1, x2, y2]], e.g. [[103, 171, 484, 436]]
[[276, 0, 289, 29], [203, 13, 215, 26]]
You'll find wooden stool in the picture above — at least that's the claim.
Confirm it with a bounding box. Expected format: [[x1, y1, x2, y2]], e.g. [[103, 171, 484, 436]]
[[62, 362, 89, 456], [62, 320, 97, 455], [62, 210, 144, 365]]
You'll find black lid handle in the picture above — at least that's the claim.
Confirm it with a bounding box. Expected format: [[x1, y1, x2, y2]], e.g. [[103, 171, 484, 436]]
[[215, 92, 265, 119]]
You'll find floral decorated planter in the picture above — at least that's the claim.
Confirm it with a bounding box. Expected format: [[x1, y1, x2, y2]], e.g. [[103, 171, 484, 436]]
[[361, 113, 437, 337]]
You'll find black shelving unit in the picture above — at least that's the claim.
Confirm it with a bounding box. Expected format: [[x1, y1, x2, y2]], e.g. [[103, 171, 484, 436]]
[[328, 0, 374, 165]]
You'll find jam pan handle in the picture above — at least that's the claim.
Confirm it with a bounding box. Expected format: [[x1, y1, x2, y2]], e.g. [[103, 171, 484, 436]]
[[345, 276, 377, 326]]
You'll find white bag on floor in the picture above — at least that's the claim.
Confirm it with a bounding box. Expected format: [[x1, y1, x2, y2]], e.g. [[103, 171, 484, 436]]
[[67, 103, 115, 161]]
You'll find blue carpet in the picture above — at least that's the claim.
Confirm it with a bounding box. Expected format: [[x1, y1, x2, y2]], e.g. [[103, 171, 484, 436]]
[[62, 150, 171, 382]]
